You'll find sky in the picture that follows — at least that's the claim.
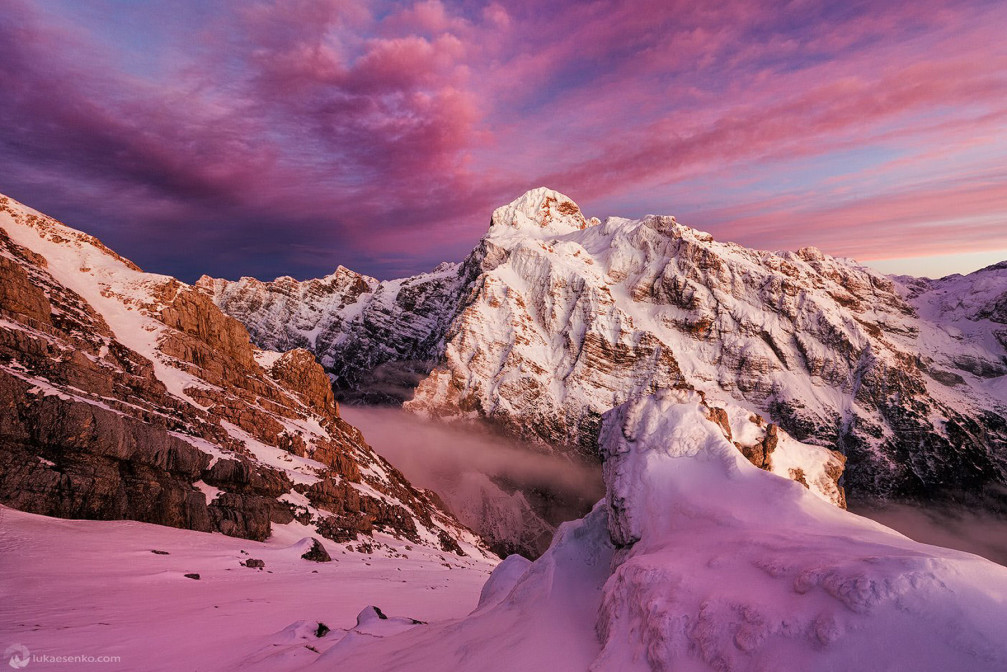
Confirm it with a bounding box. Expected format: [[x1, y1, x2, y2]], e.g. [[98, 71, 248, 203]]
[[1, 0, 1006, 282]]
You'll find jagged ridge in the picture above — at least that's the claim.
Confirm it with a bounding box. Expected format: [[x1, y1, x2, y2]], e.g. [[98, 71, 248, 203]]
[[204, 188, 1007, 505], [0, 193, 487, 558]]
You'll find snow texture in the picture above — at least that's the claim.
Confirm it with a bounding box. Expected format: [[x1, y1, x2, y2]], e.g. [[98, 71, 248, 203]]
[[305, 391, 1007, 671], [0, 505, 494, 672]]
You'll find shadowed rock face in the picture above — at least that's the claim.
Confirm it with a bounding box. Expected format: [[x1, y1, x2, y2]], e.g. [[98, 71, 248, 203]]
[[0, 194, 482, 555], [0, 371, 215, 531], [206, 188, 1007, 507], [195, 263, 464, 405]]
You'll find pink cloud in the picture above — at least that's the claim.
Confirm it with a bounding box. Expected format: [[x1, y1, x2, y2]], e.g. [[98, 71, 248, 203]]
[[688, 171, 1007, 262], [1, 0, 1006, 282], [382, 0, 470, 36]]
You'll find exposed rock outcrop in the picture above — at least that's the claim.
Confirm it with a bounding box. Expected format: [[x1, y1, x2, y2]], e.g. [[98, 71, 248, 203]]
[[268, 348, 337, 417], [301, 538, 332, 562], [0, 193, 487, 557]]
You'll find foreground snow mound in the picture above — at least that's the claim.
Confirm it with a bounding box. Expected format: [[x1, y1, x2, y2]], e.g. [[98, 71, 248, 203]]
[[317, 391, 1007, 671], [596, 390, 1007, 671]]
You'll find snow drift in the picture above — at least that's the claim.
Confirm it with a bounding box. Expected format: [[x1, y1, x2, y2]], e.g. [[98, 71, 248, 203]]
[[314, 390, 1007, 671], [594, 390, 1007, 671]]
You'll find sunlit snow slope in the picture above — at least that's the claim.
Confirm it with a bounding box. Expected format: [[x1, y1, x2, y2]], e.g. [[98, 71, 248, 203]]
[[0, 505, 494, 672], [311, 390, 1007, 671]]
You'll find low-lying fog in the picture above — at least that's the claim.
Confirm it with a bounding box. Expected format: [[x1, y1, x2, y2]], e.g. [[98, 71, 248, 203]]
[[851, 500, 1007, 567], [341, 407, 603, 558], [343, 407, 1007, 566]]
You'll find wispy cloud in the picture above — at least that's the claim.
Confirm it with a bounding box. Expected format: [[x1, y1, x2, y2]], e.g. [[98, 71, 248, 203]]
[[1, 0, 1004, 280]]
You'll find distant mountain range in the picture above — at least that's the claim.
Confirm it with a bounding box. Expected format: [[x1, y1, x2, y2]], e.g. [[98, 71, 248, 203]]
[[202, 187, 1007, 507]]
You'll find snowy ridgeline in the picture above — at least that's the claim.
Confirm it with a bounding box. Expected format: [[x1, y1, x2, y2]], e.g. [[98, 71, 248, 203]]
[[207, 186, 1007, 505], [8, 391, 1007, 671], [315, 391, 1007, 671]]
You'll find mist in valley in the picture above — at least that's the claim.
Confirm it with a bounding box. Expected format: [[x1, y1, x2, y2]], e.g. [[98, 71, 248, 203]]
[[851, 499, 1007, 567], [344, 408, 1007, 566], [341, 406, 604, 558]]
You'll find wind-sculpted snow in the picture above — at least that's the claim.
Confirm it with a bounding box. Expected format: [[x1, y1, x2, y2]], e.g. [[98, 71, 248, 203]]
[[593, 391, 1007, 671], [0, 192, 487, 558], [309, 391, 1007, 671]]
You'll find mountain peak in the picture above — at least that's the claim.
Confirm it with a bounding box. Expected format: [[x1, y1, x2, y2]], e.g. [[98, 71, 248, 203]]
[[489, 187, 598, 238]]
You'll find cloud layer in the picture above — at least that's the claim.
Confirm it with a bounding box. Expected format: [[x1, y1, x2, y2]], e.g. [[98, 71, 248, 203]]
[[2, 0, 1005, 280]]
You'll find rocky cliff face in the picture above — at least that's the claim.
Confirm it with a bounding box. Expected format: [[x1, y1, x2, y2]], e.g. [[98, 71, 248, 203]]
[[195, 262, 464, 404], [0, 193, 486, 557], [204, 188, 1007, 505]]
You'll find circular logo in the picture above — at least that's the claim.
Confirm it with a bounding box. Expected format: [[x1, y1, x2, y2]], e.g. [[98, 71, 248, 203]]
[[3, 644, 29, 670]]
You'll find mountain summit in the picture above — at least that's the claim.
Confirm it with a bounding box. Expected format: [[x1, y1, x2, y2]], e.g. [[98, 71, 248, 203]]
[[488, 187, 599, 238], [204, 188, 1007, 508]]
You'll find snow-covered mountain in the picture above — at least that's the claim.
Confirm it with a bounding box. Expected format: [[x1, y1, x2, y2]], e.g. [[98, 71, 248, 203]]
[[6, 189, 1007, 672], [0, 193, 487, 558], [203, 188, 1007, 505], [196, 262, 465, 404]]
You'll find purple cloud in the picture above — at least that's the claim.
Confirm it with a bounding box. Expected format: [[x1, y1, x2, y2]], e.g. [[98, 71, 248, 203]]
[[1, 0, 1005, 282]]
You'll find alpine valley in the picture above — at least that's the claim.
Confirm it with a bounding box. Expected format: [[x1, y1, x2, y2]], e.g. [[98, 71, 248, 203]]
[[3, 189, 1007, 671]]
